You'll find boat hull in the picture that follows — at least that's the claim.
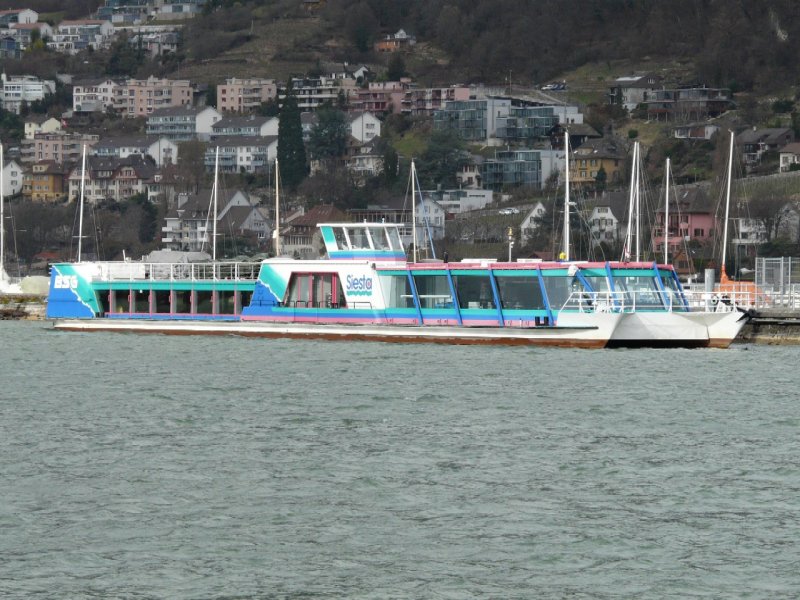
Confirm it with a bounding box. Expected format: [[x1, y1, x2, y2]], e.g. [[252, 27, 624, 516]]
[[51, 314, 621, 349]]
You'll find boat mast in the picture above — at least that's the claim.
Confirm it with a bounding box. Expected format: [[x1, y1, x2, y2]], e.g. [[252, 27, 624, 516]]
[[0, 143, 4, 283], [563, 130, 570, 261], [212, 146, 219, 262], [274, 157, 280, 256], [664, 157, 670, 265], [623, 142, 638, 261], [77, 144, 86, 262], [721, 130, 734, 282], [411, 159, 417, 263], [634, 142, 641, 262]]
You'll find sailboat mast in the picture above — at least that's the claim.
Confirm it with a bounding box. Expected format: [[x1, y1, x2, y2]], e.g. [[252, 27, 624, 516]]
[[274, 157, 280, 256], [411, 159, 417, 263], [77, 144, 86, 262], [212, 146, 219, 262], [721, 130, 734, 280], [563, 130, 570, 261], [635, 142, 641, 262], [623, 142, 638, 261], [0, 143, 4, 282], [664, 157, 670, 265]]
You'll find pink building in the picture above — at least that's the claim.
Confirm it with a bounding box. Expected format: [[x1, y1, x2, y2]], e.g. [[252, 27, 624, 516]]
[[217, 77, 277, 113], [350, 80, 411, 115], [114, 76, 193, 118], [21, 132, 100, 165], [652, 186, 717, 257], [402, 86, 471, 116]]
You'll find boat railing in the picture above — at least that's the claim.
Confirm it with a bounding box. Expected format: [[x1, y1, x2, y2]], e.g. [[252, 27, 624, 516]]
[[682, 290, 755, 312], [560, 289, 754, 314], [95, 261, 262, 282]]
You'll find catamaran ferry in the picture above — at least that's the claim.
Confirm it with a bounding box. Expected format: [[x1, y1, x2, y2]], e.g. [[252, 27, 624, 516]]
[[46, 221, 748, 348]]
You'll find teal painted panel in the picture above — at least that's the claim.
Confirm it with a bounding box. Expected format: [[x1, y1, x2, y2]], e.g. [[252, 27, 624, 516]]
[[451, 270, 490, 276], [612, 268, 657, 277]]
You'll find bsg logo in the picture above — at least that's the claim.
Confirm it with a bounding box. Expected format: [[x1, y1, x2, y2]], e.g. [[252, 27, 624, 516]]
[[54, 275, 78, 289]]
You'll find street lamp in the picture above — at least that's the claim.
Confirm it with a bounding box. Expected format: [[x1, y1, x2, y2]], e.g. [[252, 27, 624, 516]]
[[507, 226, 514, 262]]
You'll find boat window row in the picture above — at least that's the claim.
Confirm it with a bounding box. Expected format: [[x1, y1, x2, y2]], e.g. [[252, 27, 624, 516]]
[[330, 225, 403, 252], [98, 289, 252, 315]]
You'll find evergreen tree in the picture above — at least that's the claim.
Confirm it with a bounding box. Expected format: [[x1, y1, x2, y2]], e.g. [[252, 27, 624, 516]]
[[277, 87, 307, 188], [308, 107, 349, 162], [386, 54, 406, 81]]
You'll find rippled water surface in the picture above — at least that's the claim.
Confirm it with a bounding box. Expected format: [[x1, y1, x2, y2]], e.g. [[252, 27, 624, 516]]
[[2, 321, 800, 598]]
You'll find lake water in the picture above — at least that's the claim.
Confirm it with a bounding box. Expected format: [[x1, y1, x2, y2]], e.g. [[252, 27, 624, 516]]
[[1, 321, 799, 598]]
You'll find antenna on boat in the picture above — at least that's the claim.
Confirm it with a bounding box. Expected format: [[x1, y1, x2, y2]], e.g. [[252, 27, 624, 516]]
[[664, 157, 670, 265], [212, 146, 219, 263], [563, 130, 570, 261], [411, 159, 417, 263], [273, 156, 281, 256], [720, 129, 734, 283], [77, 143, 86, 262]]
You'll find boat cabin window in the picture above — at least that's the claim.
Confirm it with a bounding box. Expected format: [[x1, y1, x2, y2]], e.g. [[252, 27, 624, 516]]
[[218, 291, 235, 314], [541, 276, 587, 310], [368, 227, 391, 251], [495, 275, 546, 310], [197, 291, 213, 313], [452, 274, 496, 309], [155, 290, 171, 313], [133, 289, 149, 313], [333, 227, 348, 251], [583, 276, 609, 293], [614, 275, 664, 308], [114, 290, 130, 313], [387, 228, 403, 251], [378, 274, 415, 308], [174, 290, 191, 313], [412, 274, 454, 309], [285, 272, 346, 308], [346, 227, 371, 250]]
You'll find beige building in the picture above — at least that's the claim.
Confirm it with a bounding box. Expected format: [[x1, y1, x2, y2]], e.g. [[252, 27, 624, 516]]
[[217, 78, 277, 113], [114, 76, 193, 118], [21, 132, 99, 165]]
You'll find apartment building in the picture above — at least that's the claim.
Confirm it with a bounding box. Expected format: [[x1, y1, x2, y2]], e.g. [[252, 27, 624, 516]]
[[279, 76, 358, 111], [91, 135, 178, 167], [21, 132, 100, 165], [402, 86, 471, 116], [1, 74, 56, 114], [49, 19, 115, 54], [204, 136, 278, 173], [22, 161, 67, 202], [146, 105, 221, 141], [217, 78, 277, 113], [114, 76, 193, 118], [67, 154, 159, 203]]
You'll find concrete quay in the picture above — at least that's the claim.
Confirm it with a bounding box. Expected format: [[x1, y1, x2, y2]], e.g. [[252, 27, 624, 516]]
[[737, 308, 800, 345]]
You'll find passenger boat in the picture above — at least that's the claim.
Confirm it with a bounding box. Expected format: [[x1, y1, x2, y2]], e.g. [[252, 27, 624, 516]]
[[46, 219, 750, 348]]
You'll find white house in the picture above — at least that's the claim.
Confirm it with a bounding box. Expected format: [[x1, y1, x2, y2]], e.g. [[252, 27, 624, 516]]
[[415, 196, 446, 245], [587, 191, 628, 247], [147, 105, 222, 141], [210, 115, 278, 139], [1, 74, 56, 114], [91, 136, 179, 167], [779, 142, 800, 173], [72, 77, 119, 113], [0, 8, 38, 27], [348, 111, 380, 143], [520, 201, 547, 245], [24, 116, 62, 140], [204, 136, 278, 173], [2, 158, 24, 197], [422, 188, 494, 214]]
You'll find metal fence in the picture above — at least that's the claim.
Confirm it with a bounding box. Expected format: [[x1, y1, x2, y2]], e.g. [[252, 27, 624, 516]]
[[755, 257, 800, 308]]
